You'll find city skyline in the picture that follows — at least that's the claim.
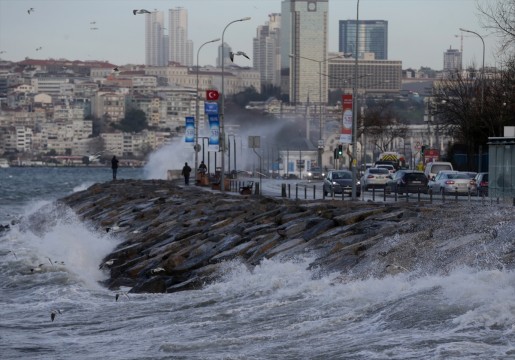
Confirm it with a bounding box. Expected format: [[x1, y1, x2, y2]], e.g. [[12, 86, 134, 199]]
[[0, 0, 499, 70]]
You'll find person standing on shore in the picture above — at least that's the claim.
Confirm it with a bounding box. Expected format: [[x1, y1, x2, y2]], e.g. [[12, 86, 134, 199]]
[[111, 156, 119, 180], [181, 162, 192, 185]]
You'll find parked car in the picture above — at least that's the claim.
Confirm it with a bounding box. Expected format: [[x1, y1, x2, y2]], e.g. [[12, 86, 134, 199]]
[[424, 161, 453, 180], [323, 170, 361, 197], [360, 167, 391, 190], [385, 170, 428, 194], [428, 171, 476, 195], [474, 172, 489, 197]]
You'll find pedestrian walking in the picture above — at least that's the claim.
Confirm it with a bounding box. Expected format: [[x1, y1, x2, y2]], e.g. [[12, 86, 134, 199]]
[[111, 156, 119, 180], [181, 162, 192, 185]]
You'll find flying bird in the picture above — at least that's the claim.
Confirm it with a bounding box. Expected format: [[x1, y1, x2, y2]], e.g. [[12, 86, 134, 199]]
[[113, 67, 119, 72], [90, 21, 96, 24], [30, 264, 45, 273], [50, 309, 62, 322], [133, 9, 151, 15], [90, 27, 99, 30], [36, 47, 42, 51], [99, 258, 117, 270], [27, 8, 35, 14], [150, 267, 166, 275], [229, 51, 250, 62]]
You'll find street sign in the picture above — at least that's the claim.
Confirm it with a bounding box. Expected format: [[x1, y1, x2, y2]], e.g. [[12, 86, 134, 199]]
[[204, 102, 218, 115]]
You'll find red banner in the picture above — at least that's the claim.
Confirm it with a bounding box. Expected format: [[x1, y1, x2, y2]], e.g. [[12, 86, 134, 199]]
[[340, 94, 353, 144]]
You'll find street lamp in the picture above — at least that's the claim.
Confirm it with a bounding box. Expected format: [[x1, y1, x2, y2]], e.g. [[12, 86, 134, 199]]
[[351, 0, 361, 200], [195, 38, 220, 174], [459, 27, 485, 109], [220, 17, 251, 192], [289, 53, 349, 170]]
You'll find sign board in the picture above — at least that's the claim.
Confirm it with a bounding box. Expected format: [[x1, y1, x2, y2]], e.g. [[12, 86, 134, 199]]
[[184, 116, 194, 143], [340, 94, 353, 144], [248, 135, 260, 149], [204, 102, 218, 115], [208, 114, 220, 152]]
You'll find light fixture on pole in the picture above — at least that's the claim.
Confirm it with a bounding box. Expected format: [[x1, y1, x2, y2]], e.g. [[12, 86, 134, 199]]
[[195, 38, 220, 175], [459, 27, 485, 109], [220, 16, 251, 192], [351, 0, 361, 200]]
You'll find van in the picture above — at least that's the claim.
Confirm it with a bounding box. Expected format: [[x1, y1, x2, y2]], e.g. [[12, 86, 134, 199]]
[[424, 161, 453, 180]]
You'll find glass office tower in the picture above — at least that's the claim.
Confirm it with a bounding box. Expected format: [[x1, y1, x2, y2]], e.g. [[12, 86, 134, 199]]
[[338, 20, 388, 60]]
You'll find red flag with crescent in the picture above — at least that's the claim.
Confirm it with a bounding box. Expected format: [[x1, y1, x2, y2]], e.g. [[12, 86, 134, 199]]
[[206, 90, 219, 101]]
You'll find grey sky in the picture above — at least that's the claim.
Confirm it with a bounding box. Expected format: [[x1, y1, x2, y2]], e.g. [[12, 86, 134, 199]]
[[0, 0, 499, 70]]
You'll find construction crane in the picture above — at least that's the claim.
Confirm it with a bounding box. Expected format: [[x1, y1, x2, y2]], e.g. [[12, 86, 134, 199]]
[[454, 32, 474, 53]]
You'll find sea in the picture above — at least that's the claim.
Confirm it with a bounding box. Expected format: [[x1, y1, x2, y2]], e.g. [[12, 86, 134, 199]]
[[1, 163, 515, 359]]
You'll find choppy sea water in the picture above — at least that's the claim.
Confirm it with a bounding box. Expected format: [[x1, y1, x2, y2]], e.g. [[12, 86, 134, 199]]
[[1, 166, 515, 360]]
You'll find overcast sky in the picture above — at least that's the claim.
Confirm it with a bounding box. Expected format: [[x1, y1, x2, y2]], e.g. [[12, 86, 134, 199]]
[[0, 0, 500, 70]]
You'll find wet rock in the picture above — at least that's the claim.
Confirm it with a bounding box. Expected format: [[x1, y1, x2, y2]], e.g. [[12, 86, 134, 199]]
[[57, 179, 514, 294]]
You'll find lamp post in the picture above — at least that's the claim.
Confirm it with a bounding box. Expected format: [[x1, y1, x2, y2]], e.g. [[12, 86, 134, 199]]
[[289, 53, 346, 170], [195, 38, 220, 174], [459, 28, 485, 109], [220, 17, 251, 192], [351, 0, 361, 200]]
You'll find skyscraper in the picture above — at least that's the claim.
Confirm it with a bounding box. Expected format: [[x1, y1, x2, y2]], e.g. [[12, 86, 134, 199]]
[[443, 47, 462, 73], [253, 13, 281, 87], [145, 11, 166, 66], [168, 7, 193, 66], [338, 20, 388, 60], [288, 0, 329, 104]]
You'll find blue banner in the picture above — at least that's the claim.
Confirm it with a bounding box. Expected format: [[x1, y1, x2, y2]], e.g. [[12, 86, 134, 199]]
[[208, 114, 220, 152], [185, 116, 195, 143], [205, 102, 219, 115]]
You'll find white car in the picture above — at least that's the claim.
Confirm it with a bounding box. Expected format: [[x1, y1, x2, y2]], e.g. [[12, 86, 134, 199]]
[[374, 164, 395, 174], [361, 167, 391, 190]]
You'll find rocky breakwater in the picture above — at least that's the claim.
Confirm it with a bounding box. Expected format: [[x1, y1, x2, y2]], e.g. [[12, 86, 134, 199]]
[[59, 179, 515, 294]]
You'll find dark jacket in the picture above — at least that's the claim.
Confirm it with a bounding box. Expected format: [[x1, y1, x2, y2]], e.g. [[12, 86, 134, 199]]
[[111, 157, 119, 169]]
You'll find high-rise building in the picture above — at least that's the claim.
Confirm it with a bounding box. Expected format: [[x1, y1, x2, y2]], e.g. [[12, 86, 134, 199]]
[[253, 13, 282, 87], [338, 20, 388, 60], [168, 7, 193, 66], [288, 0, 329, 104], [145, 11, 166, 66], [443, 47, 462, 73]]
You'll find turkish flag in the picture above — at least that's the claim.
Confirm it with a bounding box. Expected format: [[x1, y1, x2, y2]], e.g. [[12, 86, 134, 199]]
[[206, 90, 219, 101]]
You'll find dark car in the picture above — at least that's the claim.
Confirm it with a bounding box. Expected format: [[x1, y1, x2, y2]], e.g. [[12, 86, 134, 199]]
[[385, 170, 428, 194], [323, 170, 361, 197], [306, 167, 325, 181], [474, 172, 488, 196]]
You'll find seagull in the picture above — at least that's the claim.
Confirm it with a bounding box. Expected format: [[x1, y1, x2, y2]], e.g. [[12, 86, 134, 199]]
[[27, 8, 35, 14], [90, 21, 96, 24], [30, 264, 45, 273], [229, 51, 250, 62], [90, 27, 99, 30], [99, 258, 117, 270], [50, 309, 62, 322], [8, 250, 17, 259], [385, 264, 409, 273], [113, 67, 119, 73], [133, 9, 151, 15], [115, 292, 130, 302], [150, 267, 166, 275]]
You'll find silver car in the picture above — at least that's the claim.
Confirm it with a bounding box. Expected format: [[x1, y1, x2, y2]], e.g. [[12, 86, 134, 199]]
[[428, 171, 476, 195]]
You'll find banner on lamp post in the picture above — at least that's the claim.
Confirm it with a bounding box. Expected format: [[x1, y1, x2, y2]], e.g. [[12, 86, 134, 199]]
[[340, 94, 353, 144], [208, 114, 220, 152], [184, 116, 195, 143]]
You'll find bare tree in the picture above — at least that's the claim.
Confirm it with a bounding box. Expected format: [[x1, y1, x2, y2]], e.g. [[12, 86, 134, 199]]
[[478, 0, 515, 53], [360, 101, 408, 153]]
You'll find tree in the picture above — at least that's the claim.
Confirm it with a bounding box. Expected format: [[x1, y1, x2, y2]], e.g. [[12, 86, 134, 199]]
[[478, 0, 515, 53], [118, 109, 148, 133], [360, 101, 408, 153]]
